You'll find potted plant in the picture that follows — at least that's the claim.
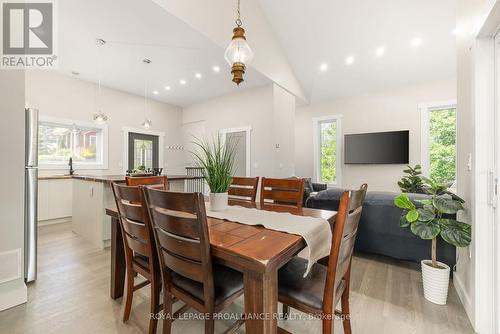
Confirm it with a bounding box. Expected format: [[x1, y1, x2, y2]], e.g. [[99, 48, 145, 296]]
[[191, 136, 237, 211], [397, 164, 425, 193], [394, 177, 471, 305]]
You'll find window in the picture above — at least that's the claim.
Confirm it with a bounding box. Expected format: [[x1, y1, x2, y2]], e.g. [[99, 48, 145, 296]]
[[313, 115, 342, 185], [39, 118, 108, 169], [421, 101, 457, 186]]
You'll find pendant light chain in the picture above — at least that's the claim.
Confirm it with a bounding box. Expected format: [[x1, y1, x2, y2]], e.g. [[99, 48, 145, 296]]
[[236, 0, 242, 27]]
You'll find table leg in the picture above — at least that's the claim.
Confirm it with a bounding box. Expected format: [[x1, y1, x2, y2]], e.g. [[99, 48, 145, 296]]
[[110, 216, 125, 299], [244, 270, 278, 334]]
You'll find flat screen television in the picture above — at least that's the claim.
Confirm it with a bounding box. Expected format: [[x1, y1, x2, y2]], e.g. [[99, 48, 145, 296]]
[[344, 130, 409, 164]]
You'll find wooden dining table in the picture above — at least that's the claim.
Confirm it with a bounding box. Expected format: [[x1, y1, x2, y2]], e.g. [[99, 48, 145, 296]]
[[106, 200, 337, 334]]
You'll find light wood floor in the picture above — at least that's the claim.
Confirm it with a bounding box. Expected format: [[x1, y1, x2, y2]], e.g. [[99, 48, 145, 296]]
[[0, 223, 474, 334]]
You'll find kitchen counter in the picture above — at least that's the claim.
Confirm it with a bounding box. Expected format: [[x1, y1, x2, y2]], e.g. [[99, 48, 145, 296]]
[[39, 174, 202, 182]]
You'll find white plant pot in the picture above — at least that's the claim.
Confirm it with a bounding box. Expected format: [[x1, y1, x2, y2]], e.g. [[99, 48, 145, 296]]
[[209, 192, 228, 212], [421, 260, 450, 305]]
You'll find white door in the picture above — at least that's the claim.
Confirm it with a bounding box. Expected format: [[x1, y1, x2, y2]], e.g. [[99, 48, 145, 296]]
[[226, 131, 247, 177], [494, 31, 500, 334]]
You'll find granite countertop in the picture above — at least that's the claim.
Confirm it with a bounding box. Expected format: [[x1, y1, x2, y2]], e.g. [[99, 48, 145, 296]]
[[38, 174, 203, 183]]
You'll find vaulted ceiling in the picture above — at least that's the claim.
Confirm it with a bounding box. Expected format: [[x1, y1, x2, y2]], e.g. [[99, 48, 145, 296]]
[[56, 0, 456, 106]]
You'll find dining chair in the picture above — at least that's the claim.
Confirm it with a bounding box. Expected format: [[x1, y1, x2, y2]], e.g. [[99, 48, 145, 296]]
[[142, 188, 245, 334], [111, 183, 162, 334], [126, 175, 169, 190], [279, 183, 368, 334], [260, 177, 305, 208], [228, 176, 259, 202]]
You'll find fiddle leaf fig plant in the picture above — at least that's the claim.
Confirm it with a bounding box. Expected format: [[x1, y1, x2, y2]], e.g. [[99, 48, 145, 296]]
[[394, 182, 471, 268], [397, 164, 424, 193]]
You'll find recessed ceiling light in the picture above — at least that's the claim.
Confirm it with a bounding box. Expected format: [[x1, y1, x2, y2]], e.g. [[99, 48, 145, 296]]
[[319, 63, 328, 71], [195, 73, 202, 79], [410, 37, 422, 47], [375, 47, 385, 56], [346, 56, 355, 65], [164, 86, 171, 91], [212, 66, 220, 72], [179, 79, 187, 85], [153, 90, 159, 95]]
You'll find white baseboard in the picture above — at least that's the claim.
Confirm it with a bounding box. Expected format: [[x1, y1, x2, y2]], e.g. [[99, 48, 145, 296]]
[[38, 217, 72, 226], [453, 274, 476, 332], [0, 279, 27, 311]]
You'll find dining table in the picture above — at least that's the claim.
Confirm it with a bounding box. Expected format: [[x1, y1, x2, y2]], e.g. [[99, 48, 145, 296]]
[[106, 200, 337, 334]]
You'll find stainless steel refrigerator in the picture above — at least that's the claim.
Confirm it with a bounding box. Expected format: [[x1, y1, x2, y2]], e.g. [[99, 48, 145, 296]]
[[25, 108, 38, 283]]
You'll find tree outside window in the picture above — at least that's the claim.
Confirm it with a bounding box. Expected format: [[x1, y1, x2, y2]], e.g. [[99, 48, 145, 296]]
[[428, 108, 456, 185], [320, 121, 337, 183]]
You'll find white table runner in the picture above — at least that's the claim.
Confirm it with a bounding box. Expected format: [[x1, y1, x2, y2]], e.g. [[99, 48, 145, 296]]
[[205, 204, 332, 276]]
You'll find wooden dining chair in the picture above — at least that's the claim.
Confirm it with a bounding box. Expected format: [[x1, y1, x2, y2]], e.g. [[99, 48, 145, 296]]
[[111, 183, 161, 334], [126, 175, 169, 190], [228, 176, 259, 202], [260, 177, 305, 208], [142, 188, 245, 334], [278, 184, 368, 334]]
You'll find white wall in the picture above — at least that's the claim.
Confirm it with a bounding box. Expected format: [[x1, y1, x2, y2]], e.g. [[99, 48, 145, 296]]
[[0, 70, 27, 310], [182, 84, 296, 179], [26, 71, 185, 176], [295, 79, 456, 192]]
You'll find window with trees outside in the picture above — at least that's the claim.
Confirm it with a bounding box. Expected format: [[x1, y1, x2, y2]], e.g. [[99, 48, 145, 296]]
[[421, 103, 457, 188], [313, 115, 341, 185], [39, 118, 108, 169]]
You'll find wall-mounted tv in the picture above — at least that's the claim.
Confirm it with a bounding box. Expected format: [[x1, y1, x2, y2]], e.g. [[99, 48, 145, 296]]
[[344, 130, 409, 164]]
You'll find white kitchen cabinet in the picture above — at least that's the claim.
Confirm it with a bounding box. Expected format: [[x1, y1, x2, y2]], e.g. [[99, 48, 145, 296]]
[[48, 179, 73, 218], [37, 178, 73, 223], [37, 180, 49, 221]]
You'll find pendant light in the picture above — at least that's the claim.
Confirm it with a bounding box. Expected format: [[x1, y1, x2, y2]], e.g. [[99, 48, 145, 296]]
[[224, 0, 253, 85], [93, 38, 109, 124], [142, 58, 152, 129]]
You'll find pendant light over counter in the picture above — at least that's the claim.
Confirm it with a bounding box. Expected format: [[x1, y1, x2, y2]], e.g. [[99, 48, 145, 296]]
[[224, 0, 253, 85], [142, 58, 153, 129], [93, 38, 109, 124]]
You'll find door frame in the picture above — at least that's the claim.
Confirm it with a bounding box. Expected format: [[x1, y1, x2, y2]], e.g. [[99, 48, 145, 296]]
[[122, 127, 165, 174], [219, 126, 252, 177], [473, 3, 500, 332]]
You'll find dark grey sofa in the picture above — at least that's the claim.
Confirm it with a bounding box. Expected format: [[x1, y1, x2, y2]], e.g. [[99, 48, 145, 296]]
[[305, 188, 457, 268]]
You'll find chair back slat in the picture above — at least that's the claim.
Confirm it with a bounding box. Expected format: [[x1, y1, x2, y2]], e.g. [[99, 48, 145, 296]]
[[121, 218, 148, 241], [228, 177, 259, 202], [112, 183, 156, 261], [150, 208, 200, 239], [323, 184, 368, 314], [161, 250, 204, 282], [124, 233, 149, 256], [143, 188, 214, 305], [260, 177, 305, 208], [156, 228, 202, 262], [126, 176, 169, 190]]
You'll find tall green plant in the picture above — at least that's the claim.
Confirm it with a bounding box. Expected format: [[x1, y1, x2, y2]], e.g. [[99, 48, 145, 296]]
[[394, 179, 471, 268], [191, 136, 237, 193], [397, 164, 424, 193]]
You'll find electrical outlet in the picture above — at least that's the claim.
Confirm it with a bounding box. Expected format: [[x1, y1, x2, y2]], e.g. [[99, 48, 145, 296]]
[[467, 153, 472, 171]]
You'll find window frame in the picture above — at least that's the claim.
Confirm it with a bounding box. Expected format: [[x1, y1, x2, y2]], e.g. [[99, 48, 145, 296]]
[[312, 114, 342, 187], [419, 100, 457, 182], [39, 116, 109, 170]]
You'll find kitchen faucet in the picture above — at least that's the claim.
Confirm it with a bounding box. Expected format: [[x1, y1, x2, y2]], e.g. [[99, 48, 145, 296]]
[[68, 157, 74, 176]]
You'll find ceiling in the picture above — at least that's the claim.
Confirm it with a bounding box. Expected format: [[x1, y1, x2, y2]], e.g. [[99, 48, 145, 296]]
[[57, 0, 457, 107], [259, 0, 457, 103], [57, 0, 270, 107]]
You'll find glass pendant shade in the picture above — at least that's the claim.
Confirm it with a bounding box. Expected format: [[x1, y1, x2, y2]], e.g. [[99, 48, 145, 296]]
[[93, 110, 108, 124], [142, 118, 152, 129], [224, 27, 253, 85]]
